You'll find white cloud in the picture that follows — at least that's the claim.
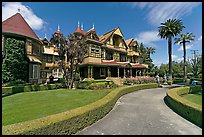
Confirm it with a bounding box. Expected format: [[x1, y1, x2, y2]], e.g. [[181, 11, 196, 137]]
[[2, 2, 46, 30], [178, 44, 193, 51], [134, 31, 161, 47], [198, 35, 202, 41], [172, 54, 183, 62], [130, 2, 201, 26]]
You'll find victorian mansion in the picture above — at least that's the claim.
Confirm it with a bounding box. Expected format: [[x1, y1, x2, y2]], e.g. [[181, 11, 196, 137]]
[[2, 12, 148, 84]]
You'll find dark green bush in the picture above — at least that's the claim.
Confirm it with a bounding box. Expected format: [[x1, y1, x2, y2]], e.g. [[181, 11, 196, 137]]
[[8, 79, 26, 86]]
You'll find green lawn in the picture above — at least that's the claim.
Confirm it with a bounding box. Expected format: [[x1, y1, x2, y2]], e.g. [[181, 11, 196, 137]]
[[2, 89, 112, 126], [182, 93, 202, 106]]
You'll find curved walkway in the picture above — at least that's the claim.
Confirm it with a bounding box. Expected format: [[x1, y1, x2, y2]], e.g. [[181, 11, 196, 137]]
[[76, 85, 202, 135]]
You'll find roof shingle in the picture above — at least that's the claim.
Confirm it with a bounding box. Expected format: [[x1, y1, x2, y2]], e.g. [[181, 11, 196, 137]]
[[2, 13, 39, 40]]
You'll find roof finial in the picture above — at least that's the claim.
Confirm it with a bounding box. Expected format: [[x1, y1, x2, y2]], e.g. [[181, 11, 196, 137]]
[[92, 24, 94, 29], [44, 33, 47, 39], [81, 23, 83, 30], [57, 24, 60, 31], [17, 8, 20, 13], [78, 21, 80, 28]]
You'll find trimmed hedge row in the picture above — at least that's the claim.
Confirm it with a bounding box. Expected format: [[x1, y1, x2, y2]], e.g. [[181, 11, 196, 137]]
[[2, 83, 158, 135], [165, 85, 202, 128], [2, 83, 62, 96]]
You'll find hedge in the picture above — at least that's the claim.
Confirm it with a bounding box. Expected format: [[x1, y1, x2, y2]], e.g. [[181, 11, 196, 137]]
[[2, 83, 158, 135], [165, 85, 202, 128], [2, 83, 62, 96]]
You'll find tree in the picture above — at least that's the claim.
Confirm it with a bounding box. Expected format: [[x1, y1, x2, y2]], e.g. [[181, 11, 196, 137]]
[[50, 33, 88, 89], [158, 19, 185, 80], [138, 43, 155, 74], [174, 32, 195, 81], [2, 38, 29, 83], [188, 54, 202, 78]]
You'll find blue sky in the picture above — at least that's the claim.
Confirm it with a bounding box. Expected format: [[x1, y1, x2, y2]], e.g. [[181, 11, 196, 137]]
[[2, 2, 202, 67]]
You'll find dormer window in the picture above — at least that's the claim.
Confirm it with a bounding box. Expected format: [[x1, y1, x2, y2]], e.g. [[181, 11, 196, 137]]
[[113, 35, 121, 47]]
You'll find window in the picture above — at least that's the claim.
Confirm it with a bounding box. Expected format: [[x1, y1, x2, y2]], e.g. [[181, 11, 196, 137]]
[[106, 50, 113, 60], [101, 49, 105, 59], [90, 45, 101, 58], [120, 54, 126, 62], [54, 69, 58, 77], [43, 54, 53, 63], [41, 71, 47, 78], [113, 35, 120, 47], [33, 65, 38, 79], [100, 68, 106, 77], [32, 43, 40, 55], [58, 69, 63, 78]]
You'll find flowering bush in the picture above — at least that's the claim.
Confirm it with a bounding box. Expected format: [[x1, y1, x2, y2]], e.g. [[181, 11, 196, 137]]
[[123, 76, 156, 85]]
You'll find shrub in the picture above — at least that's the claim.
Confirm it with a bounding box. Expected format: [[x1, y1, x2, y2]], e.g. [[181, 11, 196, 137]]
[[2, 83, 62, 96], [2, 87, 13, 95], [166, 86, 202, 128], [12, 86, 25, 94], [167, 80, 173, 85], [8, 79, 26, 86]]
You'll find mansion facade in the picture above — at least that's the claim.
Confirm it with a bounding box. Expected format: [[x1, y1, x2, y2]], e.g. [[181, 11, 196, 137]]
[[2, 12, 148, 84]]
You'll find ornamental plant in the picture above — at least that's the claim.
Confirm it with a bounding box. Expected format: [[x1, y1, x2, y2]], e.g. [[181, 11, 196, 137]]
[[2, 38, 29, 83]]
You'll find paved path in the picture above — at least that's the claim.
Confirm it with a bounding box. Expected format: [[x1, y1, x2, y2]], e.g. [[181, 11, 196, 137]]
[[76, 85, 202, 135]]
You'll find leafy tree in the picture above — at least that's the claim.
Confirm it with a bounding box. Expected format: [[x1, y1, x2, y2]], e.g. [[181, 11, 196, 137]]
[[188, 54, 202, 78], [138, 43, 155, 74], [158, 19, 185, 80], [174, 32, 195, 81], [2, 38, 29, 83], [50, 33, 88, 89]]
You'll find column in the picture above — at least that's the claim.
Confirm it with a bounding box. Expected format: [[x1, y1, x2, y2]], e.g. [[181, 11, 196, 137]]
[[108, 67, 111, 77], [123, 68, 126, 78], [135, 69, 137, 77], [140, 70, 142, 76], [91, 66, 93, 78], [130, 68, 132, 78], [88, 66, 90, 78], [117, 67, 120, 77]]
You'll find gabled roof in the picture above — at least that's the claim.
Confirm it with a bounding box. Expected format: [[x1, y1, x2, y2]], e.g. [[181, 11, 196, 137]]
[[99, 27, 128, 49], [125, 38, 134, 46], [2, 13, 39, 40], [99, 27, 117, 43]]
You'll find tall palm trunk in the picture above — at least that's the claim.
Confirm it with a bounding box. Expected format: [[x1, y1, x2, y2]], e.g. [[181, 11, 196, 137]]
[[168, 36, 172, 80], [183, 41, 187, 81]]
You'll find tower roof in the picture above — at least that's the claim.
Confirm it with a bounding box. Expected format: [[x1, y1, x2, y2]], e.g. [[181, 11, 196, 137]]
[[74, 21, 87, 35], [54, 24, 62, 35], [2, 12, 39, 40]]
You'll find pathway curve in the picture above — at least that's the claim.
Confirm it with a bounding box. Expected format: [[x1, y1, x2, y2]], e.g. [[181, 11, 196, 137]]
[[76, 85, 202, 135]]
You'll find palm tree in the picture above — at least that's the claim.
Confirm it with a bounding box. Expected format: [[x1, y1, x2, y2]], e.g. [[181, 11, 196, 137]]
[[146, 47, 156, 59], [158, 19, 185, 80], [174, 32, 195, 81]]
